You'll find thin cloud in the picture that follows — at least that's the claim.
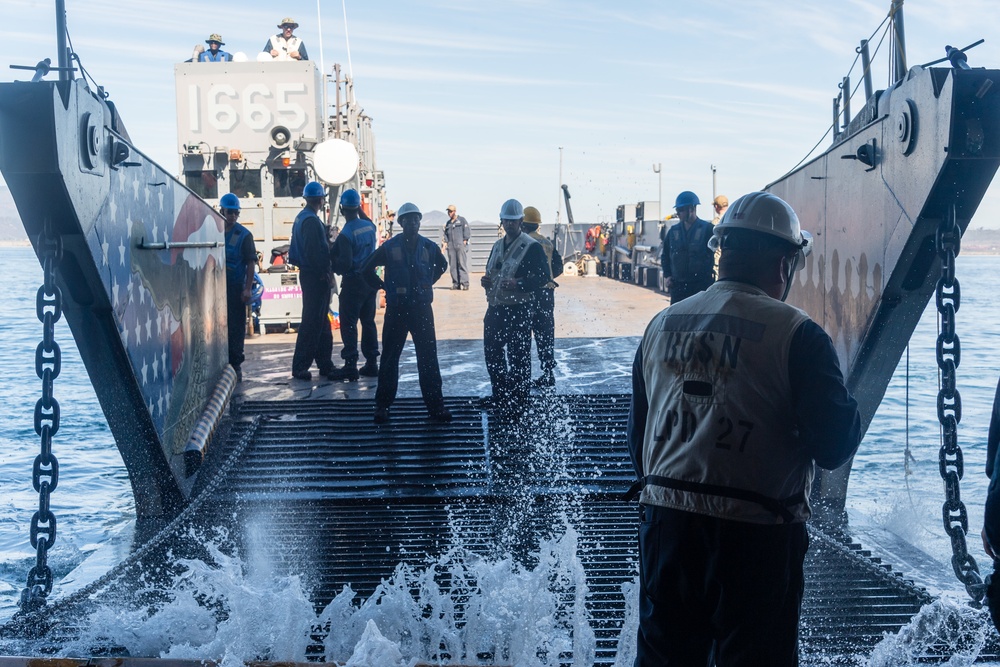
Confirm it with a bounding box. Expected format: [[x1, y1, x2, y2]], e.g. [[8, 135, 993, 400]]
[[357, 63, 569, 87]]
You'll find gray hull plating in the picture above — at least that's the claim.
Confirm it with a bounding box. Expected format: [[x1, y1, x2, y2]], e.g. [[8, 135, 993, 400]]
[[769, 64, 1000, 514], [0, 79, 229, 520]]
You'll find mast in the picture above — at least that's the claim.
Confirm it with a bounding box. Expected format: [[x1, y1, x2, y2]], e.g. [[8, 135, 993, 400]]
[[55, 0, 70, 82], [891, 0, 907, 83]]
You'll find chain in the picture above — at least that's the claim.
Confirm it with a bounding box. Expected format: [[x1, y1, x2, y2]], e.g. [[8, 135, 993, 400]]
[[19, 222, 64, 614], [2, 415, 265, 637], [935, 203, 985, 604]]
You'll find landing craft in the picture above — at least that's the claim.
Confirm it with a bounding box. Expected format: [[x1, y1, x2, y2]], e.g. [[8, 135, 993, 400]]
[[2, 1, 1000, 664], [175, 60, 386, 332]]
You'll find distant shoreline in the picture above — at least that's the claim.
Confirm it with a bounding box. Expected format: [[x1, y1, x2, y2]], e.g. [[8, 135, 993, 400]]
[[2, 239, 1000, 255]]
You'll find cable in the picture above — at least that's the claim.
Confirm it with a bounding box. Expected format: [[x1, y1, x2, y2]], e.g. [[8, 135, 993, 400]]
[[342, 0, 354, 81], [63, 26, 105, 99], [778, 15, 894, 179]]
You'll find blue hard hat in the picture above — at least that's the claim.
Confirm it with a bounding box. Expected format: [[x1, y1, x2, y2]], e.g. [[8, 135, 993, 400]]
[[500, 198, 524, 221], [675, 191, 700, 209], [303, 181, 326, 198], [340, 188, 361, 208], [220, 193, 240, 210]]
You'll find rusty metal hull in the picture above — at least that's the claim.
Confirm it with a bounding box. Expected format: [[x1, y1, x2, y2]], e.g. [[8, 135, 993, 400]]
[[768, 65, 1000, 514], [0, 79, 229, 520]]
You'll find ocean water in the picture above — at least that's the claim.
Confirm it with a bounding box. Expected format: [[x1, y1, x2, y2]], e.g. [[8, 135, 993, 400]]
[[1, 244, 999, 663]]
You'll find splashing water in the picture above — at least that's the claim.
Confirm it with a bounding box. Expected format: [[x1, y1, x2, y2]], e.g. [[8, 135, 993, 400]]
[[63, 538, 316, 667], [320, 523, 595, 665], [612, 577, 639, 667], [55, 517, 597, 666], [867, 597, 993, 666]]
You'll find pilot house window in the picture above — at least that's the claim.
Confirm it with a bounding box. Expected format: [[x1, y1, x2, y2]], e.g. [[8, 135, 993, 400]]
[[230, 167, 262, 199], [185, 170, 219, 199], [274, 168, 307, 198]]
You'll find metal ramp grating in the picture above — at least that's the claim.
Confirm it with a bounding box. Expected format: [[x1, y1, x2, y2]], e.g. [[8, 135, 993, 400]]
[[4, 394, 981, 664], [200, 395, 943, 664]]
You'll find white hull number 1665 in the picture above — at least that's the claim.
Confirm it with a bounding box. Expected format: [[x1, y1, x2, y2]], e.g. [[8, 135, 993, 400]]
[[188, 83, 309, 133]]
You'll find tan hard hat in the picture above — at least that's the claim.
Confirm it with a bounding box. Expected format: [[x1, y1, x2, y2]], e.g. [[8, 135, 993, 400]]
[[523, 206, 542, 224], [278, 17, 299, 29], [713, 195, 729, 207], [206, 33, 224, 45]]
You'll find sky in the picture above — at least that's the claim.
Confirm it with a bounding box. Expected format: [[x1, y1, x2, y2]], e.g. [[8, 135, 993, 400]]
[[3, 0, 1000, 226]]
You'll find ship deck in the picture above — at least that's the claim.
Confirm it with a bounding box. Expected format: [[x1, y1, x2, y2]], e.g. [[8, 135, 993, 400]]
[[201, 273, 981, 663], [5, 273, 990, 664]]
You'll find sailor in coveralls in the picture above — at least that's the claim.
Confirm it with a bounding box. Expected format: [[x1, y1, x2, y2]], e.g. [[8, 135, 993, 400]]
[[361, 202, 451, 424], [522, 206, 563, 389], [441, 204, 471, 290], [629, 192, 861, 666], [661, 190, 716, 304], [480, 198, 550, 413], [221, 193, 255, 381], [288, 181, 334, 381], [329, 188, 379, 381]]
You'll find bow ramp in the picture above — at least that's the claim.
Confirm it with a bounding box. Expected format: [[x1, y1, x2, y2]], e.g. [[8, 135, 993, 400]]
[[4, 392, 975, 665]]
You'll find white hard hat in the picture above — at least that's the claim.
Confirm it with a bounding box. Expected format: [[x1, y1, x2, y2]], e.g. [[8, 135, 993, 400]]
[[499, 198, 524, 221], [397, 202, 421, 221], [709, 191, 812, 269]]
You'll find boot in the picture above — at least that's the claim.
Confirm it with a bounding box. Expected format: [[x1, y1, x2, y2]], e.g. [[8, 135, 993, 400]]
[[359, 359, 379, 377], [374, 406, 390, 423], [328, 360, 359, 381], [532, 369, 555, 388]]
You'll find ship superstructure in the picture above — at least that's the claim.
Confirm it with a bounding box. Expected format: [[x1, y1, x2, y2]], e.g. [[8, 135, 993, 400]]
[[175, 60, 386, 331]]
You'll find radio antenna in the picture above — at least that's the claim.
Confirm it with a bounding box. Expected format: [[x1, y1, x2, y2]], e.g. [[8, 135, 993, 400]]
[[316, 0, 327, 136]]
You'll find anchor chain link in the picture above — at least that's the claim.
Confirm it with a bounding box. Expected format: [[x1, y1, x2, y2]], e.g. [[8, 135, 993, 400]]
[[935, 204, 985, 604], [19, 225, 63, 613]]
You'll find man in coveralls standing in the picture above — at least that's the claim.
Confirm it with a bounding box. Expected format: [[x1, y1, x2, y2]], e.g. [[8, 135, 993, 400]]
[[221, 193, 256, 382], [289, 181, 335, 381], [329, 188, 379, 381], [522, 206, 563, 389], [362, 203, 451, 424], [660, 190, 716, 304], [442, 204, 471, 290], [629, 192, 861, 665], [480, 199, 550, 412]]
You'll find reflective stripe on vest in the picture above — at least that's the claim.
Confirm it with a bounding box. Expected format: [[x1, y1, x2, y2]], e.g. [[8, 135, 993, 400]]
[[485, 234, 537, 306]]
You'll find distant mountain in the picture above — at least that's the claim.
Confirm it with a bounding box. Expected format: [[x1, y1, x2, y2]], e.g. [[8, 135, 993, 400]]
[[0, 186, 26, 241], [423, 210, 448, 230], [964, 227, 1000, 254]]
